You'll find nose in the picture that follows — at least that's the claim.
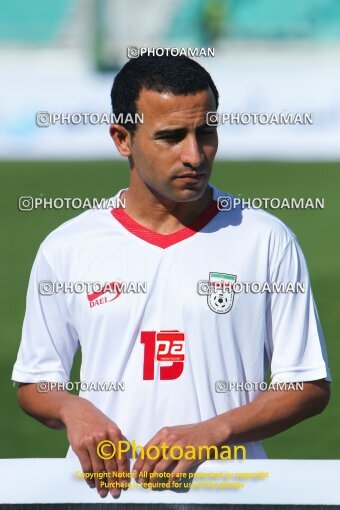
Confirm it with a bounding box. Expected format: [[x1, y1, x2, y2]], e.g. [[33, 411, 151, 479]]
[[180, 134, 204, 169]]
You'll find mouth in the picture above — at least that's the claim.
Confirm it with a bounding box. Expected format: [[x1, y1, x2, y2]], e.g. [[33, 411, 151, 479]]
[[174, 172, 206, 183]]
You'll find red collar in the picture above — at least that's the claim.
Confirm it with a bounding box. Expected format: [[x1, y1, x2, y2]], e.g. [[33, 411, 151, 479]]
[[111, 201, 218, 249]]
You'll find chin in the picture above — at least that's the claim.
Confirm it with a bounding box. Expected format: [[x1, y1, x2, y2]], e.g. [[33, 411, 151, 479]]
[[171, 184, 209, 202]]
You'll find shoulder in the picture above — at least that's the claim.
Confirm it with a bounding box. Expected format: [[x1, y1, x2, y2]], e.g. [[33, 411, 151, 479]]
[[211, 186, 300, 265], [44, 205, 102, 240], [212, 185, 296, 243], [37, 194, 124, 270]]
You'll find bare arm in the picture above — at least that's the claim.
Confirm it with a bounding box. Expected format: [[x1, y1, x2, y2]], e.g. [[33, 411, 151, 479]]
[[17, 383, 129, 499], [18, 383, 75, 429], [132, 380, 330, 481], [211, 379, 330, 444]]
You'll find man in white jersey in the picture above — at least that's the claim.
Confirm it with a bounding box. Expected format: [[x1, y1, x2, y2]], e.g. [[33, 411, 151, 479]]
[[13, 56, 330, 499]]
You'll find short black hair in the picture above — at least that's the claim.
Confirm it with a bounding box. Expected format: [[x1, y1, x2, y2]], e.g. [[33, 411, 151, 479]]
[[111, 55, 219, 134]]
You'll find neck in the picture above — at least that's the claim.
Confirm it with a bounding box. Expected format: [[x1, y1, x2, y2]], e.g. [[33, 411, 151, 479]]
[[120, 183, 213, 235]]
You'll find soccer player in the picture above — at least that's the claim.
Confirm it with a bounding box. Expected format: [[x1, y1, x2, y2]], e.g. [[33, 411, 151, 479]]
[[13, 56, 330, 499]]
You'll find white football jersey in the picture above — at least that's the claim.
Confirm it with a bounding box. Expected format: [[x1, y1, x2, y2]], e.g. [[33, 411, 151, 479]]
[[12, 185, 330, 459]]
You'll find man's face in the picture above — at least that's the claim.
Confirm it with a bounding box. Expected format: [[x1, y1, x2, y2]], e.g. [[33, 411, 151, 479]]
[[129, 87, 218, 202]]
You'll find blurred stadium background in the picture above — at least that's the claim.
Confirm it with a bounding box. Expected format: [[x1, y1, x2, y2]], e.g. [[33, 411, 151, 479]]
[[0, 0, 339, 460]]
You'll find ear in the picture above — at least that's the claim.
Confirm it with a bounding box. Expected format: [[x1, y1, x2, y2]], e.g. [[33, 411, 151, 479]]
[[109, 124, 132, 157]]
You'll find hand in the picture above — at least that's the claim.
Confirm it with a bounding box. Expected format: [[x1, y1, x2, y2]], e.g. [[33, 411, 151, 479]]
[[132, 421, 220, 487], [60, 397, 129, 499]]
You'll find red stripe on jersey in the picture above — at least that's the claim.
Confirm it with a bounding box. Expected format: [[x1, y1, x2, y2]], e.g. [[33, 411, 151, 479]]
[[111, 200, 218, 248]]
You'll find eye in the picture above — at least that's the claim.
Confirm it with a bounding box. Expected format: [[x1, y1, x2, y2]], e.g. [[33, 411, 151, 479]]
[[159, 135, 182, 143], [198, 129, 216, 136]]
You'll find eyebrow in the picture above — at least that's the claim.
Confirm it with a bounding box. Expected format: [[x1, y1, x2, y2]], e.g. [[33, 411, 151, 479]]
[[153, 123, 214, 137]]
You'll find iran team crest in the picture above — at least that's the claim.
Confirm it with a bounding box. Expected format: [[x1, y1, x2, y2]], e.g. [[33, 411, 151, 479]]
[[207, 272, 236, 314]]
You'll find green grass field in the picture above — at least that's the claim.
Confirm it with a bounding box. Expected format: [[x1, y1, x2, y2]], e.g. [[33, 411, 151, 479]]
[[1, 160, 339, 459]]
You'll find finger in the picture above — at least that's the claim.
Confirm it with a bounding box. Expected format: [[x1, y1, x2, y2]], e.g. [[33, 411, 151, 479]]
[[132, 451, 147, 483], [105, 429, 128, 497], [88, 441, 109, 498], [137, 448, 164, 484], [149, 459, 177, 488], [132, 435, 161, 482], [131, 453, 144, 482], [115, 448, 130, 488], [152, 458, 176, 478], [170, 460, 190, 487], [110, 430, 130, 488], [75, 448, 96, 489], [103, 451, 120, 498]]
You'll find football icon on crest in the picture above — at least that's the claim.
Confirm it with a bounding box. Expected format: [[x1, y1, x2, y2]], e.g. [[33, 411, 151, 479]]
[[207, 272, 236, 314]]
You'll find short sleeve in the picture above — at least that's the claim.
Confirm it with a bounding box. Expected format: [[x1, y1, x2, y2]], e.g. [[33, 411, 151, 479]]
[[266, 236, 331, 383], [12, 247, 79, 383]]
